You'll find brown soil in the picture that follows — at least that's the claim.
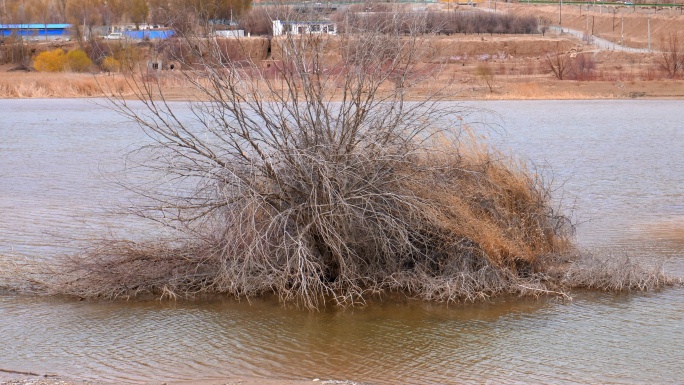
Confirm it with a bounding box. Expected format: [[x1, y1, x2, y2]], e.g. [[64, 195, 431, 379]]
[[505, 2, 684, 50]]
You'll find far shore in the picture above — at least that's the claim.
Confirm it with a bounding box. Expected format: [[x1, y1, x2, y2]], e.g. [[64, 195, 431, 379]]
[[3, 28, 684, 102], [2, 67, 683, 102]]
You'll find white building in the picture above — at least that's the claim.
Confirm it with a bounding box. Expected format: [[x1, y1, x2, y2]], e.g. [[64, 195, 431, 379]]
[[272, 20, 337, 36]]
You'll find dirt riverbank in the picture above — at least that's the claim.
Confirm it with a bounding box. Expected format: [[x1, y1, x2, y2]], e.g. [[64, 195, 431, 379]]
[[3, 26, 684, 101], [0, 376, 367, 385]]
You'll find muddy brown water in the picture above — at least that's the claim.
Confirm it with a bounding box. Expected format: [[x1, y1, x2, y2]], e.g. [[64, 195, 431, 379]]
[[1, 99, 683, 384]]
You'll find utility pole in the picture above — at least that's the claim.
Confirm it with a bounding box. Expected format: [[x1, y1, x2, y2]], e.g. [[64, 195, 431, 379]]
[[559, 0, 563, 26], [621, 11, 624, 47], [648, 14, 651, 52]]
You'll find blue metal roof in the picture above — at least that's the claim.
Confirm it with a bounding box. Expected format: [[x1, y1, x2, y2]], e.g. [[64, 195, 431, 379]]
[[124, 30, 175, 40], [0, 24, 72, 29]]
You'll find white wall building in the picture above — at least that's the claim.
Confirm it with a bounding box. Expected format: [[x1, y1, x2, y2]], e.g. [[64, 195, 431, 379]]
[[272, 20, 337, 36]]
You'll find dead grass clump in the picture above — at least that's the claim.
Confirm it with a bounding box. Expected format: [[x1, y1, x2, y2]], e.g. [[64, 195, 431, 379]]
[[563, 254, 676, 292], [0, 254, 44, 294], [48, 241, 214, 299]]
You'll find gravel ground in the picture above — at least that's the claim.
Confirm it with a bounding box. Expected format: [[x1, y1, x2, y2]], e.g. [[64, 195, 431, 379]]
[[0, 378, 100, 385]]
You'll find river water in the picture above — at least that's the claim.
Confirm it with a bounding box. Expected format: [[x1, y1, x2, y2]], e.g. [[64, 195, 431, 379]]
[[1, 99, 683, 384]]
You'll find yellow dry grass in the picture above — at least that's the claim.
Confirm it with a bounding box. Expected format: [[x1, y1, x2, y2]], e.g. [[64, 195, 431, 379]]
[[407, 135, 571, 270], [0, 72, 133, 98], [0, 70, 205, 99]]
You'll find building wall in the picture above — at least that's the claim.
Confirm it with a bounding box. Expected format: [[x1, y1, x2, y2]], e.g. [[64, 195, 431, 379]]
[[0, 24, 71, 38]]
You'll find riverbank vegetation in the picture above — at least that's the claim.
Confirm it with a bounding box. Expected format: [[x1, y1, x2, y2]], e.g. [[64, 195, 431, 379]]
[[4, 1, 684, 99], [0, 71, 131, 97], [12, 12, 668, 309]]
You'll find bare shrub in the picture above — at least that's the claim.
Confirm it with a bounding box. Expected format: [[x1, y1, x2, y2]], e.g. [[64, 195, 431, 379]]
[[642, 65, 662, 81], [658, 32, 683, 78], [475, 63, 495, 92], [53, 145, 577, 306], [568, 53, 596, 81]]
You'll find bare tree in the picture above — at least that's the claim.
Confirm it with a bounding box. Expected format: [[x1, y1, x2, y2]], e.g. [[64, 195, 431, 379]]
[[658, 32, 683, 78], [55, 0, 69, 23], [545, 50, 572, 80], [67, 0, 103, 45], [539, 17, 550, 37], [29, 0, 53, 41]]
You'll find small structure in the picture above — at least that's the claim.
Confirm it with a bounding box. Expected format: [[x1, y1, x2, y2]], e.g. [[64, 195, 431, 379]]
[[212, 30, 245, 38], [272, 20, 336, 36], [146, 59, 178, 71], [0, 24, 72, 40], [148, 59, 163, 71]]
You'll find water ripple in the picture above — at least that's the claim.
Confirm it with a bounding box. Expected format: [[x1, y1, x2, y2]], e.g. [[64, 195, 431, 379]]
[[2, 99, 684, 384]]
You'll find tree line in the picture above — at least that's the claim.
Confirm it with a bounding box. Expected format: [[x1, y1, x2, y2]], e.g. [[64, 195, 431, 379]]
[[239, 6, 539, 36], [0, 0, 250, 28]]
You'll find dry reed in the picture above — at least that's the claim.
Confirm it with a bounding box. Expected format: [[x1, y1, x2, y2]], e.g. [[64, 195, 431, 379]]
[[0, 254, 44, 293], [0, 72, 134, 98]]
